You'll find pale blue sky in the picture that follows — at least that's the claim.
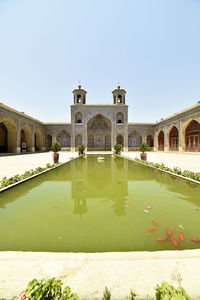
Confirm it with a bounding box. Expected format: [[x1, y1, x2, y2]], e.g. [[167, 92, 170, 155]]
[[0, 0, 200, 123]]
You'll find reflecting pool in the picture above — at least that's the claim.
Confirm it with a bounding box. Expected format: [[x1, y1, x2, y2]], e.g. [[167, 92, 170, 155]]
[[0, 155, 200, 252]]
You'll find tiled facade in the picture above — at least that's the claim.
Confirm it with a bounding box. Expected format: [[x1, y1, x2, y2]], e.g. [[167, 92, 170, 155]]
[[0, 86, 200, 153]]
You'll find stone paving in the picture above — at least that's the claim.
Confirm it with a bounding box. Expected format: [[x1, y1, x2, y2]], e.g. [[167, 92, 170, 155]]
[[0, 151, 78, 181], [122, 151, 200, 173]]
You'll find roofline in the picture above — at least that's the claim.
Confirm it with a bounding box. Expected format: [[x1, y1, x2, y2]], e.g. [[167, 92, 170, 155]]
[[128, 123, 155, 125], [71, 104, 128, 107], [0, 103, 43, 124], [44, 123, 71, 125], [156, 102, 200, 125]]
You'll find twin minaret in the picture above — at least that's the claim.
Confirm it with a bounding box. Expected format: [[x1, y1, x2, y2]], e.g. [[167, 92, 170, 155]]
[[72, 85, 126, 105]]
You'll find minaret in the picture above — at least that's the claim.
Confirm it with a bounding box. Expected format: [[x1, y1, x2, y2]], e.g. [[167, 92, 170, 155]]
[[112, 85, 126, 105], [72, 85, 87, 105]]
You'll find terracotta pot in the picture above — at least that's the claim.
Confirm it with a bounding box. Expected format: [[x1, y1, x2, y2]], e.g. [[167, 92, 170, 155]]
[[53, 153, 59, 163], [140, 153, 147, 161]]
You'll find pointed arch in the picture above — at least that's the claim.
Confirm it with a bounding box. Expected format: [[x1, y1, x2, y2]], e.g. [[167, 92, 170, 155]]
[[158, 130, 164, 151], [169, 126, 179, 151], [185, 119, 200, 152]]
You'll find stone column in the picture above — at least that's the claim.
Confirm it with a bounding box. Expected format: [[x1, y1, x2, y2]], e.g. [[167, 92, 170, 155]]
[[16, 126, 21, 153], [179, 120, 184, 152], [164, 126, 167, 152], [31, 129, 35, 152]]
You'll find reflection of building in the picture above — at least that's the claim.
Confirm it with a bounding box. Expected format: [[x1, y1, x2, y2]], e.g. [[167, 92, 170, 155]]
[[0, 85, 200, 153], [71, 156, 129, 216]]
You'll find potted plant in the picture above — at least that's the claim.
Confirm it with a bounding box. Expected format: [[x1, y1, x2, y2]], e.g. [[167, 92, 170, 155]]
[[139, 142, 148, 160], [51, 141, 61, 163], [78, 144, 86, 155], [114, 144, 123, 155]]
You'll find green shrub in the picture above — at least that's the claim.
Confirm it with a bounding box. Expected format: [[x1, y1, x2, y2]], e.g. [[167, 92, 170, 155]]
[[155, 281, 191, 300], [139, 142, 148, 153], [0, 164, 58, 190], [51, 141, 61, 153], [78, 144, 86, 154], [20, 278, 79, 300], [102, 287, 111, 300]]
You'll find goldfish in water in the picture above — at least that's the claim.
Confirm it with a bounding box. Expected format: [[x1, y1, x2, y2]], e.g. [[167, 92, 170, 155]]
[[152, 220, 159, 226], [147, 226, 157, 232], [190, 237, 200, 243], [178, 232, 185, 241], [166, 228, 173, 237], [170, 238, 180, 247], [156, 238, 168, 242]]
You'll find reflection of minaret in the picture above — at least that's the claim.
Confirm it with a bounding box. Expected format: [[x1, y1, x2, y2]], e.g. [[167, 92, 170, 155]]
[[112, 156, 128, 216], [71, 157, 88, 216]]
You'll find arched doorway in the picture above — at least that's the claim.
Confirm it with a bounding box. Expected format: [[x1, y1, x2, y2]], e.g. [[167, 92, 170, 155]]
[[0, 120, 17, 153], [158, 130, 164, 151], [116, 135, 124, 146], [46, 135, 52, 151], [35, 128, 43, 151], [169, 126, 179, 151], [0, 123, 7, 152], [87, 114, 111, 150], [57, 130, 70, 148], [75, 135, 82, 149], [147, 135, 154, 148], [21, 124, 32, 152], [185, 120, 200, 152]]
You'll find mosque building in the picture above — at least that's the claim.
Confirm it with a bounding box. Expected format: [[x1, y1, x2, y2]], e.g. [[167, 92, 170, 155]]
[[0, 85, 200, 153]]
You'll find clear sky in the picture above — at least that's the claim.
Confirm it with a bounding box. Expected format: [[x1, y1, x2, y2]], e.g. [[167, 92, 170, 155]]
[[0, 0, 200, 123]]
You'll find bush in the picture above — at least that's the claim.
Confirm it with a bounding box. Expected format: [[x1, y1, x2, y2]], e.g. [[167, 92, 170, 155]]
[[155, 281, 191, 300], [114, 144, 123, 152], [78, 144, 86, 154], [51, 141, 61, 153], [0, 163, 59, 190], [139, 142, 148, 153], [20, 278, 79, 300]]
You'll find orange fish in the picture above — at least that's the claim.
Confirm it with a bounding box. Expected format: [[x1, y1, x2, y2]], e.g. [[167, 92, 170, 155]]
[[152, 220, 159, 226], [190, 237, 200, 243], [166, 228, 173, 237], [178, 232, 185, 241], [156, 238, 168, 242], [52, 206, 60, 208], [170, 238, 180, 247], [147, 226, 157, 232]]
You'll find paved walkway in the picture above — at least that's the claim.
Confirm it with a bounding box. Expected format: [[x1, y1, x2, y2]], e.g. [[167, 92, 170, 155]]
[[0, 152, 78, 181], [122, 151, 200, 173]]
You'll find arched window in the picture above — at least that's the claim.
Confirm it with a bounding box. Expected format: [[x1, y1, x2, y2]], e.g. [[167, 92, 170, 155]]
[[169, 126, 179, 151], [77, 94, 82, 103], [116, 135, 124, 146], [0, 123, 8, 152], [116, 112, 124, 124], [185, 120, 200, 152], [117, 95, 122, 103], [147, 135, 154, 148], [75, 112, 82, 123], [158, 130, 164, 151]]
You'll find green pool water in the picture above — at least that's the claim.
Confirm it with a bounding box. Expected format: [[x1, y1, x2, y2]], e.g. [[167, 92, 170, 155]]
[[0, 155, 200, 252]]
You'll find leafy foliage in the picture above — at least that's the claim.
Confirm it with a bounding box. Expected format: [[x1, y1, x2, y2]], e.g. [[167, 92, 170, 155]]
[[20, 278, 79, 300], [155, 281, 191, 300], [51, 141, 61, 153], [78, 144, 86, 154], [135, 158, 200, 182], [0, 163, 58, 190], [114, 144, 123, 152], [102, 287, 111, 300], [139, 142, 148, 153]]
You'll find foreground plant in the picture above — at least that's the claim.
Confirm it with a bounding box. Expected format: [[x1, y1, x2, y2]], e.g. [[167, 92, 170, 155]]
[[155, 281, 191, 300], [102, 287, 111, 300], [20, 278, 79, 300], [0, 163, 58, 190], [135, 158, 200, 182]]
